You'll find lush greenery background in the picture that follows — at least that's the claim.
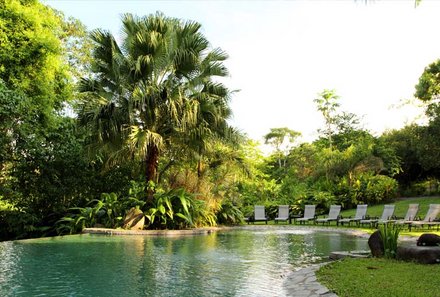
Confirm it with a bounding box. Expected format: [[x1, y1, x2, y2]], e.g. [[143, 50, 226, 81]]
[[2, 0, 440, 240]]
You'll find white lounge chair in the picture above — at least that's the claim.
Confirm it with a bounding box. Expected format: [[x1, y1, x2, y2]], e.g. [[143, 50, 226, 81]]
[[274, 205, 290, 224], [392, 204, 419, 228], [360, 205, 395, 228], [316, 205, 341, 225], [408, 204, 440, 231], [296, 205, 316, 224], [338, 204, 368, 226], [250, 205, 268, 224]]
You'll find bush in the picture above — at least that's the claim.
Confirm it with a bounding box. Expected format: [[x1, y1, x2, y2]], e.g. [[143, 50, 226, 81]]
[[333, 173, 398, 207], [145, 188, 217, 229], [216, 201, 244, 225], [378, 224, 401, 259], [0, 207, 49, 240], [364, 174, 398, 204], [403, 178, 440, 197], [56, 182, 147, 235]]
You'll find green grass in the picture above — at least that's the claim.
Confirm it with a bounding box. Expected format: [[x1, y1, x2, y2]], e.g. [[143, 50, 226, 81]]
[[316, 258, 440, 297]]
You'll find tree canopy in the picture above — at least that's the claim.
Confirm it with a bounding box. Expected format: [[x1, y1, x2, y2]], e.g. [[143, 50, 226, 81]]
[[78, 12, 234, 199]]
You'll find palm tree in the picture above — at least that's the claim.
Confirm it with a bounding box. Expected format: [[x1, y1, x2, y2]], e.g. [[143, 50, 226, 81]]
[[77, 12, 232, 201]]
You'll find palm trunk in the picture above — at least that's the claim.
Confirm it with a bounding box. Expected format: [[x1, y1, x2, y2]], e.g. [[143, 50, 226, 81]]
[[145, 145, 159, 203], [197, 160, 203, 178]]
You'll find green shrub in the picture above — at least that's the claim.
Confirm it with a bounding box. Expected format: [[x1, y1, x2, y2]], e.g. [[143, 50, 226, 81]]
[[145, 188, 217, 229], [56, 181, 147, 235], [404, 178, 440, 197], [216, 202, 244, 225], [0, 207, 49, 240], [378, 224, 401, 259], [334, 173, 398, 207], [364, 175, 398, 204], [56, 192, 125, 234], [310, 190, 337, 214]]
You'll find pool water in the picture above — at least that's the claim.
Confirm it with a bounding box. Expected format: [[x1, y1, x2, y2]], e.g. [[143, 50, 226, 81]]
[[0, 226, 367, 297]]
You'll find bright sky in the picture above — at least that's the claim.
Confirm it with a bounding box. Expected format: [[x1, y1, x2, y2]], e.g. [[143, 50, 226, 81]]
[[44, 0, 440, 144]]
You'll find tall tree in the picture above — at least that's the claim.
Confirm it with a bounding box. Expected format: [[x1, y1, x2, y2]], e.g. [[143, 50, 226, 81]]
[[0, 0, 75, 123], [264, 127, 301, 168], [78, 13, 232, 200], [314, 89, 340, 149]]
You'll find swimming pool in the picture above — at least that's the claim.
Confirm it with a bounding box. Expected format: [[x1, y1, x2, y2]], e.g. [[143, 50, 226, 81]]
[[0, 226, 367, 296]]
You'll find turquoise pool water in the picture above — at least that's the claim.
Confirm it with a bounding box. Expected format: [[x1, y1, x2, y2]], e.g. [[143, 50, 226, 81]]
[[0, 226, 367, 296]]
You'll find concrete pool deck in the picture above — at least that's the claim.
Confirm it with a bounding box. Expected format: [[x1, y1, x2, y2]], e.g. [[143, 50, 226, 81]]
[[83, 226, 226, 236], [83, 224, 371, 237]]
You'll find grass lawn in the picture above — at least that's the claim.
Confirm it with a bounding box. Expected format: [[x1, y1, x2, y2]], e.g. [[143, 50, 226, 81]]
[[316, 258, 440, 297]]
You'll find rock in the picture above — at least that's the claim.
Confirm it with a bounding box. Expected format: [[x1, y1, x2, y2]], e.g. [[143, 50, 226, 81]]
[[123, 207, 145, 230], [329, 250, 370, 260], [417, 233, 440, 246], [368, 230, 384, 257], [397, 245, 440, 264]]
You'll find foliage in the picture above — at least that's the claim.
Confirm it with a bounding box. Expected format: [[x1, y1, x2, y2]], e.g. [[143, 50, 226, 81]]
[[405, 178, 440, 197], [364, 174, 398, 203], [216, 201, 244, 225], [145, 188, 217, 229], [56, 188, 146, 235], [78, 12, 233, 194], [0, 1, 101, 240], [0, 81, 29, 170], [314, 89, 340, 148], [0, 203, 49, 240], [378, 224, 401, 259], [3, 5, 440, 239], [414, 58, 440, 103], [381, 123, 440, 191], [317, 258, 440, 297], [264, 127, 301, 169], [0, 0, 75, 118], [56, 206, 101, 235], [272, 127, 399, 211]]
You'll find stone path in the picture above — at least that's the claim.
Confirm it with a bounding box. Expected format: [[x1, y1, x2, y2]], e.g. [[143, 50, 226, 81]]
[[284, 264, 337, 297]]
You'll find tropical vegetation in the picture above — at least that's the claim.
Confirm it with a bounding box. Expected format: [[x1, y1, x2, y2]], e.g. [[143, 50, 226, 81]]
[[1, 0, 440, 241]]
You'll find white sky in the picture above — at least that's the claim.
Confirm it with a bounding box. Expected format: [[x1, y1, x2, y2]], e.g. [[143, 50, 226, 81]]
[[44, 0, 440, 144]]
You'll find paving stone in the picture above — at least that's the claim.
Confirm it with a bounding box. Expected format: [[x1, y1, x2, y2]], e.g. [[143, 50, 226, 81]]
[[284, 263, 338, 297], [316, 288, 330, 295]]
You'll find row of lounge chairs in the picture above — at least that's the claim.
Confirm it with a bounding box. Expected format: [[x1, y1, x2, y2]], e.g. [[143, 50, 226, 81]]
[[248, 203, 440, 231]]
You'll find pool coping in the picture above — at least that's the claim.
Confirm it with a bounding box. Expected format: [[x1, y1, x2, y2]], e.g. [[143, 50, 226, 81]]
[[83, 225, 372, 238], [82, 226, 230, 236]]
